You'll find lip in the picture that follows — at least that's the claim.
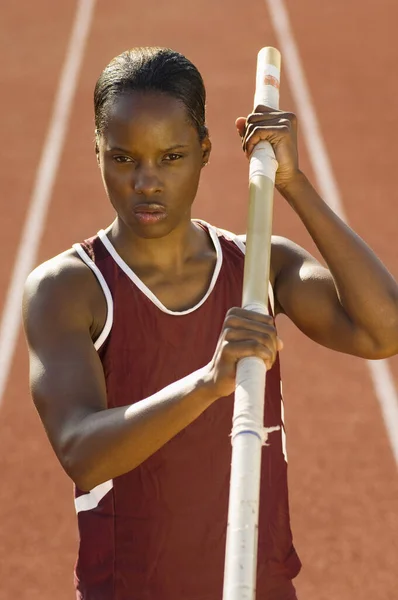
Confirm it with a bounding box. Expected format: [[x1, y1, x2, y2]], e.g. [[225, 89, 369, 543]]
[[133, 203, 168, 225], [133, 203, 167, 214]]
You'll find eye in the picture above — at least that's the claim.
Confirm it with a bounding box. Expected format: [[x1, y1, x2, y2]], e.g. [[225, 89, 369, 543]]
[[163, 153, 183, 162], [113, 155, 133, 164]]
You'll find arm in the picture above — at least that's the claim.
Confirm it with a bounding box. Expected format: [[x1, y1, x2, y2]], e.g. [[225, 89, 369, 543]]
[[23, 254, 281, 491], [272, 224, 398, 358], [237, 108, 398, 358], [23, 256, 218, 492]]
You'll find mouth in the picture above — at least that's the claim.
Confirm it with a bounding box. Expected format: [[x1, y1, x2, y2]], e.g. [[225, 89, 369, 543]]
[[133, 203, 168, 225]]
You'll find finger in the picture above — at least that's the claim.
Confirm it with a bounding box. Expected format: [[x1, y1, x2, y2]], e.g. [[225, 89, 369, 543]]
[[226, 307, 276, 326], [245, 118, 291, 132], [224, 325, 277, 344], [224, 316, 277, 339], [245, 125, 290, 155], [242, 119, 291, 150], [253, 104, 275, 114], [241, 110, 287, 142], [223, 339, 275, 369], [247, 110, 296, 124], [235, 116, 246, 138], [223, 327, 278, 359], [247, 111, 283, 124], [224, 309, 283, 354]]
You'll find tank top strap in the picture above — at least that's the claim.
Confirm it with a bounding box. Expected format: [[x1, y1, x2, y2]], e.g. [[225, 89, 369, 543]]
[[194, 220, 275, 316]]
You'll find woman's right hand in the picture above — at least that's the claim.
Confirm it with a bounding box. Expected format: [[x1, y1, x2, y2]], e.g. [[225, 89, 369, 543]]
[[206, 307, 283, 398]]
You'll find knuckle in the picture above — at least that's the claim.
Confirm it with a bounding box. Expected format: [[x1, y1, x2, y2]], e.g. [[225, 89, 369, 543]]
[[224, 315, 238, 329], [262, 314, 274, 324], [248, 124, 261, 137], [223, 316, 234, 328], [273, 122, 290, 134], [253, 104, 273, 114], [261, 331, 273, 344], [279, 118, 291, 128], [246, 126, 262, 143], [222, 327, 233, 340], [221, 340, 232, 355], [259, 315, 276, 330], [245, 125, 259, 140], [261, 345, 275, 360], [262, 349, 274, 363], [261, 336, 276, 355], [250, 339, 265, 353]]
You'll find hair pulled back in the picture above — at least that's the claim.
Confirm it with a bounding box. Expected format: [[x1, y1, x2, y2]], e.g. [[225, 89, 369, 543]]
[[94, 47, 208, 140]]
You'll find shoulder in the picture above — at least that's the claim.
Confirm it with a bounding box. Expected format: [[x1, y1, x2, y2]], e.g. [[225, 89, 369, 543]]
[[204, 222, 308, 278], [24, 249, 94, 305], [226, 233, 298, 288], [218, 231, 294, 253], [199, 221, 244, 244], [23, 248, 102, 338], [271, 235, 319, 275], [205, 223, 246, 255]]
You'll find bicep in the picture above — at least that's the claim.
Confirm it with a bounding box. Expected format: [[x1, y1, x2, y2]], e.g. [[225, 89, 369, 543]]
[[272, 237, 376, 356], [23, 269, 107, 466]]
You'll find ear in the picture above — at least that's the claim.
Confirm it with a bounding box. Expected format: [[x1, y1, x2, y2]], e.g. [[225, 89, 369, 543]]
[[201, 136, 212, 167], [95, 130, 101, 166]]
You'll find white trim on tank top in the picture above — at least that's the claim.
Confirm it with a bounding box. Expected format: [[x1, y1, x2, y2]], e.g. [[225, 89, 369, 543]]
[[97, 220, 224, 316], [209, 225, 275, 315], [71, 245, 115, 512], [74, 479, 113, 514], [73, 220, 274, 353], [72, 243, 114, 352], [97, 220, 274, 316]]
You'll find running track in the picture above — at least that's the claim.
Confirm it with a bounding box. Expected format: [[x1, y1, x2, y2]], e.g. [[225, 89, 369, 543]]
[[1, 1, 398, 598]]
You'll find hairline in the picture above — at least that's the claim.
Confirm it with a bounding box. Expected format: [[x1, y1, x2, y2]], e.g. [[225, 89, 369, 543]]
[[96, 88, 207, 142]]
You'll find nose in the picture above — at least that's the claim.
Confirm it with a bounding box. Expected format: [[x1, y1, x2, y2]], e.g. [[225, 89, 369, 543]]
[[133, 163, 162, 196]]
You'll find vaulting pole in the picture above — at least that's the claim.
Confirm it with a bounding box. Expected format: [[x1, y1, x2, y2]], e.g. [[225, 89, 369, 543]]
[[222, 47, 281, 600]]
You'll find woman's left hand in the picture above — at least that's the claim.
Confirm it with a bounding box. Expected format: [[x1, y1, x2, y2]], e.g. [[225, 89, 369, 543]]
[[236, 107, 301, 191]]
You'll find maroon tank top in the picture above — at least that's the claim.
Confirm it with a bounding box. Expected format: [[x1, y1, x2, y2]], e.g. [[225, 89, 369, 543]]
[[72, 221, 301, 600]]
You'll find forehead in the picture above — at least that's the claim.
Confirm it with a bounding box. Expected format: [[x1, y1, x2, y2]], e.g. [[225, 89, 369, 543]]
[[103, 91, 196, 146]]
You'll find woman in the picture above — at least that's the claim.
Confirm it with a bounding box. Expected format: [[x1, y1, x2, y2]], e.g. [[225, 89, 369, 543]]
[[23, 47, 398, 600]]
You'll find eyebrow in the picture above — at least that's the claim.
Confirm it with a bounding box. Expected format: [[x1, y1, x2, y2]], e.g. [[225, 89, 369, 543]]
[[107, 144, 190, 153]]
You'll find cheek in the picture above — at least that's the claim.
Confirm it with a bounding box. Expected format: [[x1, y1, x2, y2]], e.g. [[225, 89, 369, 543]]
[[101, 161, 130, 194], [174, 156, 203, 190], [170, 167, 201, 203]]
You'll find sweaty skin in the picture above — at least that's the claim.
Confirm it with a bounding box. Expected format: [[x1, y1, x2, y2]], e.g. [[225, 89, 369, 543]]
[[23, 92, 398, 492]]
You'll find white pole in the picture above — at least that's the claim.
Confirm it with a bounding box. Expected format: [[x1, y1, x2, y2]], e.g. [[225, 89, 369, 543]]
[[222, 47, 281, 600]]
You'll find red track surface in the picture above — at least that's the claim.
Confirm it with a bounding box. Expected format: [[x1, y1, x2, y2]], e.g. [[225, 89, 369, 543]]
[[1, 1, 397, 598]]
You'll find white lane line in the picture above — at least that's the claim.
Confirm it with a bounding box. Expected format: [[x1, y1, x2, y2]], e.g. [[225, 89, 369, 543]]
[[0, 0, 97, 408], [265, 0, 398, 467]]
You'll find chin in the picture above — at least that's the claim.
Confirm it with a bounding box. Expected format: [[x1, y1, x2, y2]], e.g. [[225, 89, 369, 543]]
[[125, 216, 178, 240]]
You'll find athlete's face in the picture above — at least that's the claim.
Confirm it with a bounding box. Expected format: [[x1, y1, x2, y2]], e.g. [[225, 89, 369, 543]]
[[97, 91, 211, 239]]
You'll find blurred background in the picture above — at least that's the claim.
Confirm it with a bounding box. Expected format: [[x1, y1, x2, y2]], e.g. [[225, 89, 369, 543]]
[[0, 1, 397, 598]]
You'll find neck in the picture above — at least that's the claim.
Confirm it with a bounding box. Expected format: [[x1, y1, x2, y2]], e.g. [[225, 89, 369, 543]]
[[106, 216, 207, 274]]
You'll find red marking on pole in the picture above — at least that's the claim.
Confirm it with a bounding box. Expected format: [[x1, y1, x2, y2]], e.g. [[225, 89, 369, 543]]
[[264, 75, 280, 89]]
